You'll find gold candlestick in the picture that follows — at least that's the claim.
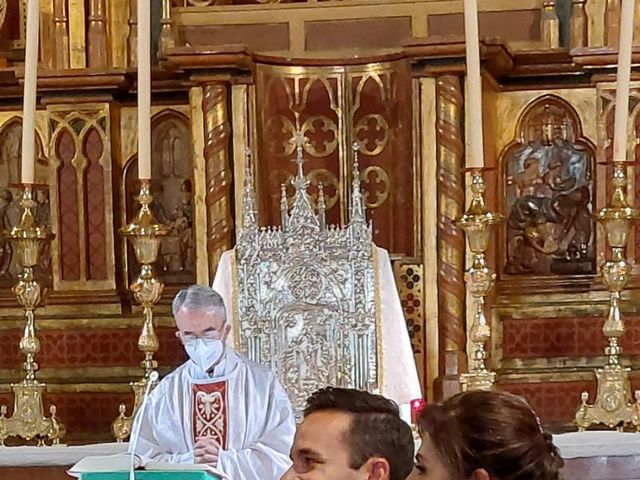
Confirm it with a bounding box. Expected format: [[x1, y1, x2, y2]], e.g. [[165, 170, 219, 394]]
[[575, 163, 640, 431], [458, 170, 503, 392], [112, 180, 168, 442], [0, 185, 64, 446]]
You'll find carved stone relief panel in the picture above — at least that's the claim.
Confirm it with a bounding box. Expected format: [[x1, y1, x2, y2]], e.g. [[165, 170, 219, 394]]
[[124, 110, 195, 285], [501, 95, 596, 276], [0, 119, 50, 288]]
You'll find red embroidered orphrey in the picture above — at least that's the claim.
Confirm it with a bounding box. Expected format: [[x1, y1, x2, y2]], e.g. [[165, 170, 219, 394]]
[[192, 381, 228, 448]]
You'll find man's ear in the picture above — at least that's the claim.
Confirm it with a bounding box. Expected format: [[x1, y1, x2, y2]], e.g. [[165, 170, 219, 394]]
[[469, 468, 491, 480], [223, 323, 231, 341], [361, 457, 391, 480]]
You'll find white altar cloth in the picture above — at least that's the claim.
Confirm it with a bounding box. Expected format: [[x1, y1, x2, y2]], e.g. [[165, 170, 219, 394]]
[[213, 247, 423, 407], [553, 431, 640, 459], [0, 442, 127, 467]]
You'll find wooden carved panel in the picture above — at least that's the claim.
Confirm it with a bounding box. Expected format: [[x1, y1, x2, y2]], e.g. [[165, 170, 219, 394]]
[[255, 61, 415, 256], [501, 95, 596, 277], [257, 67, 342, 227], [49, 105, 115, 288], [124, 110, 196, 286], [0, 118, 51, 288]]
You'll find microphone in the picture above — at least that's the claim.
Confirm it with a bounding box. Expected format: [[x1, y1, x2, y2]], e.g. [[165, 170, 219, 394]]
[[129, 370, 159, 480]]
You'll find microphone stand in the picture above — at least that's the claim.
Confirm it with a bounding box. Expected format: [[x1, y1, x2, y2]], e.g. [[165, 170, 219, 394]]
[[129, 371, 159, 480]]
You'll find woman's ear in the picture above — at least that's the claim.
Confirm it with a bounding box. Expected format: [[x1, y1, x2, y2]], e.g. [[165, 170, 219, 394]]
[[362, 457, 391, 480], [469, 468, 491, 480]]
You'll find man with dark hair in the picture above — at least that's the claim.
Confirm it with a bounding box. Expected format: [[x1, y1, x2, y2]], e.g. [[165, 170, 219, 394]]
[[282, 387, 414, 480]]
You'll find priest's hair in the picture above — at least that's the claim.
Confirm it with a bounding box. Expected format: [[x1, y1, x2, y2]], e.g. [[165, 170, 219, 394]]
[[304, 387, 414, 480], [172, 285, 227, 322]]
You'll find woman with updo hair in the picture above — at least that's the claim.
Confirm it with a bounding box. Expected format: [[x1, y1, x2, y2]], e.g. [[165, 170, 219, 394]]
[[409, 390, 564, 480]]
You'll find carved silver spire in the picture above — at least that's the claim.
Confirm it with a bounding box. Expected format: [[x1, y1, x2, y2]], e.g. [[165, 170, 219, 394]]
[[285, 132, 319, 234], [350, 141, 367, 226], [241, 148, 258, 232], [234, 129, 377, 417]]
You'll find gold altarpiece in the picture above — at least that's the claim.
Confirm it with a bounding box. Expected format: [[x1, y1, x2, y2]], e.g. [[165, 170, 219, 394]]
[[0, 0, 639, 442]]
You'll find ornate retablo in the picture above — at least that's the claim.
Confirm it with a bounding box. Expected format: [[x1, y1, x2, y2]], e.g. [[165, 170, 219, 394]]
[[234, 137, 378, 416]]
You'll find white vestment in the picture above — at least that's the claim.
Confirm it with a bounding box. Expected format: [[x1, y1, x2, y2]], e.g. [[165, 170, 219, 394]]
[[212, 246, 422, 406], [130, 348, 296, 480]]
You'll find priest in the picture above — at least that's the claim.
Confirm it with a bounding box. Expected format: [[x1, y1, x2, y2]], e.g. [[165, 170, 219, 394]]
[[130, 285, 296, 479]]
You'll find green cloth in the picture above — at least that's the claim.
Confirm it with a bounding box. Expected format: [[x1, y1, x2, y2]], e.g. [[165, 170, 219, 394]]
[[81, 472, 219, 480]]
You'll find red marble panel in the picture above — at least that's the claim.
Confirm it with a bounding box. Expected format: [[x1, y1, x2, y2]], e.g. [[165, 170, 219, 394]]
[[502, 378, 640, 427], [501, 381, 596, 425], [502, 316, 640, 359], [0, 329, 20, 366], [0, 327, 186, 369], [44, 393, 131, 443], [0, 392, 130, 444], [57, 128, 81, 281], [83, 127, 107, 281]]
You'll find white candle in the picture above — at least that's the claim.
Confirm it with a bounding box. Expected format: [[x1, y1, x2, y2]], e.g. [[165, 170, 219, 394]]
[[463, 0, 484, 168], [21, 0, 40, 185], [399, 403, 412, 426], [137, 0, 151, 179], [612, 0, 636, 163]]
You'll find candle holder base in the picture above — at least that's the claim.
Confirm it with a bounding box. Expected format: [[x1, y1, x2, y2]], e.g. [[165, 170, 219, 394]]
[[575, 365, 639, 431], [0, 381, 65, 446], [112, 378, 157, 442], [460, 371, 496, 392]]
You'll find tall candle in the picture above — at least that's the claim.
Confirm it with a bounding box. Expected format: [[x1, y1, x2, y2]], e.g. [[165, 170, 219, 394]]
[[137, 0, 151, 179], [21, 0, 40, 185], [463, 0, 484, 169], [612, 0, 636, 163]]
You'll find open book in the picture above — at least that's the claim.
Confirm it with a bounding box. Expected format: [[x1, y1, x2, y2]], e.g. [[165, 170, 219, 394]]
[[68, 453, 227, 479]]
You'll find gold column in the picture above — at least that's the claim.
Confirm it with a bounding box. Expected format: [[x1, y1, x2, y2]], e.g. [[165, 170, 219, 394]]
[[68, 0, 87, 68], [159, 0, 176, 55], [541, 1, 560, 48], [231, 84, 251, 234], [570, 0, 588, 48], [420, 77, 439, 402], [127, 0, 137, 67], [87, 0, 108, 67], [434, 75, 466, 400], [190, 86, 210, 285], [107, 0, 129, 68], [53, 0, 70, 69], [0, 186, 64, 445], [202, 83, 233, 282], [575, 164, 640, 431]]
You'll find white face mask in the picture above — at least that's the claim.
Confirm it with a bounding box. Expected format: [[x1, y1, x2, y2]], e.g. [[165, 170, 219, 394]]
[[184, 338, 225, 372]]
